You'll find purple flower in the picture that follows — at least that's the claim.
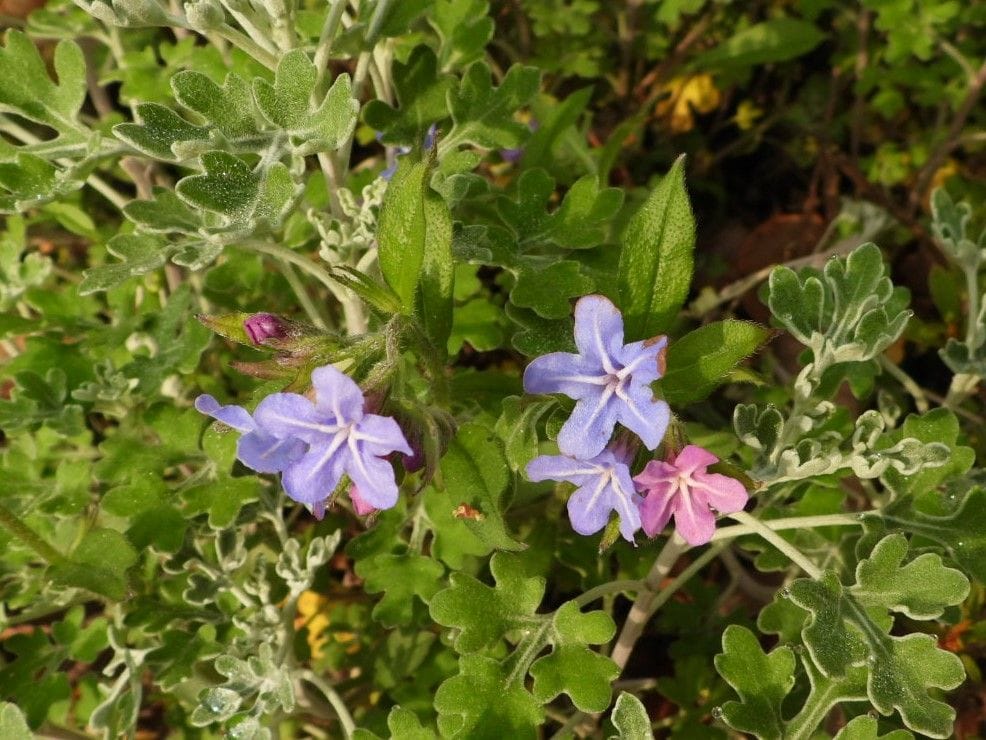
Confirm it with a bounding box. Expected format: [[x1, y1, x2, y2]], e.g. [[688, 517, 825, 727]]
[[633, 445, 748, 546], [380, 124, 438, 180], [244, 312, 290, 345], [527, 447, 642, 542], [196, 365, 412, 513], [523, 295, 670, 460]]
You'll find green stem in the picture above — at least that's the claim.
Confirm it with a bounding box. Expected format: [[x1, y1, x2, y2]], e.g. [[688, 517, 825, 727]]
[[301, 670, 356, 739], [214, 24, 279, 69], [279, 260, 330, 329], [363, 0, 394, 47], [313, 0, 350, 90], [574, 579, 642, 607], [711, 512, 864, 541], [645, 541, 728, 618], [0, 505, 65, 565], [727, 511, 823, 579]]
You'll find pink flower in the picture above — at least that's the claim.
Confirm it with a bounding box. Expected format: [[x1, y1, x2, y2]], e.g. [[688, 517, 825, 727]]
[[349, 485, 377, 516], [633, 445, 748, 546]]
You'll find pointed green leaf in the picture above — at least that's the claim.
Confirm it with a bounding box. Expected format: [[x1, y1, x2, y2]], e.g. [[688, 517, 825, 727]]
[[618, 155, 695, 340], [608, 692, 654, 740]]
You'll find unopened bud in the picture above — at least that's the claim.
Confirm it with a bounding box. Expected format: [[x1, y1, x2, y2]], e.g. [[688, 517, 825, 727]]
[[244, 313, 290, 345]]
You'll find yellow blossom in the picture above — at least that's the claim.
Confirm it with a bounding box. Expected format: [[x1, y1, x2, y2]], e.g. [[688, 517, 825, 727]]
[[734, 100, 763, 131], [655, 74, 721, 133]]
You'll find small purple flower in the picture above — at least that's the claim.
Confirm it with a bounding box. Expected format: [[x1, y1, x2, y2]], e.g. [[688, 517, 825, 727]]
[[500, 118, 538, 163], [527, 447, 642, 542], [244, 313, 290, 345], [380, 124, 438, 180], [633, 445, 748, 546], [196, 365, 412, 513], [523, 295, 670, 460]]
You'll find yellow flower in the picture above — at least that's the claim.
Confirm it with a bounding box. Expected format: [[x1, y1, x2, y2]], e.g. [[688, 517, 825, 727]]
[[296, 590, 331, 659], [930, 159, 959, 192], [734, 100, 763, 131], [655, 74, 721, 133]]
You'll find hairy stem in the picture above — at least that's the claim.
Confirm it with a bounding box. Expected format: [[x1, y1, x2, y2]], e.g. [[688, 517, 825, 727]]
[[609, 534, 689, 670], [0, 505, 65, 565], [301, 670, 356, 739], [728, 511, 823, 579]]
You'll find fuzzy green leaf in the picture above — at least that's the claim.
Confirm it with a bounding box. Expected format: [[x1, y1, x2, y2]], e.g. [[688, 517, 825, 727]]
[[356, 551, 446, 627], [363, 45, 454, 145], [511, 261, 593, 319], [253, 52, 358, 154], [434, 655, 542, 739], [714, 625, 795, 739], [529, 601, 618, 712], [617, 155, 695, 340], [661, 320, 770, 404], [834, 716, 914, 740], [608, 692, 654, 740], [696, 18, 825, 70], [443, 62, 540, 151], [430, 552, 544, 653]]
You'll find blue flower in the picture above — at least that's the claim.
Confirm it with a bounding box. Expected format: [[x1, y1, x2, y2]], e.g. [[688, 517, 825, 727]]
[[196, 365, 412, 512], [380, 124, 438, 180], [527, 446, 642, 542], [523, 295, 670, 460]]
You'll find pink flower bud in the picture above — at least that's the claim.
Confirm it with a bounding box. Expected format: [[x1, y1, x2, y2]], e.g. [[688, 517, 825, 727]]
[[244, 313, 290, 345]]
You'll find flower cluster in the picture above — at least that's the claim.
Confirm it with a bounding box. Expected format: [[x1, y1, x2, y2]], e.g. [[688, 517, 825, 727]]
[[196, 364, 411, 518], [524, 296, 747, 545]]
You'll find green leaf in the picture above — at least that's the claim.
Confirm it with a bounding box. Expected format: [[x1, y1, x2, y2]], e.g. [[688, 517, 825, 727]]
[[511, 261, 593, 319], [618, 155, 695, 340], [608, 692, 654, 740], [439, 422, 524, 552], [694, 18, 825, 69], [443, 62, 540, 151], [879, 408, 974, 497], [520, 87, 593, 172], [850, 533, 969, 620], [787, 542, 968, 739], [113, 102, 210, 160], [79, 234, 173, 294], [448, 298, 505, 354], [171, 70, 259, 142], [834, 716, 914, 740], [353, 706, 438, 740], [363, 45, 454, 145], [50, 527, 138, 600], [0, 703, 32, 740], [253, 52, 359, 154], [495, 396, 555, 473], [355, 551, 446, 627], [869, 486, 986, 584], [529, 601, 618, 712], [176, 151, 296, 228], [182, 476, 261, 529], [418, 177, 455, 354], [434, 655, 542, 739], [0, 31, 87, 139], [930, 188, 984, 270], [506, 303, 575, 357], [714, 625, 795, 740], [430, 552, 544, 653], [377, 158, 429, 312], [429, 0, 494, 70], [496, 170, 623, 251], [660, 320, 770, 404], [766, 243, 910, 369]]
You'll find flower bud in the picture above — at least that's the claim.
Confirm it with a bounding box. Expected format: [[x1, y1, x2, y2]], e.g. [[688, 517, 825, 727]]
[[244, 313, 291, 345]]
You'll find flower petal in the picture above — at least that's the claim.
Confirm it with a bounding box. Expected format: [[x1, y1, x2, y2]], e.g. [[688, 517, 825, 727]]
[[238, 431, 307, 473], [349, 484, 377, 516], [566, 477, 615, 536], [523, 351, 606, 400], [614, 383, 670, 451], [674, 445, 718, 474], [526, 454, 602, 486], [573, 295, 624, 372], [638, 484, 676, 538], [612, 463, 643, 541], [673, 492, 717, 546], [345, 439, 400, 510], [195, 394, 255, 433], [556, 387, 620, 459], [617, 336, 667, 384], [353, 414, 412, 457], [691, 472, 748, 514], [280, 438, 348, 504], [253, 393, 328, 443], [632, 459, 679, 490], [311, 365, 365, 423]]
